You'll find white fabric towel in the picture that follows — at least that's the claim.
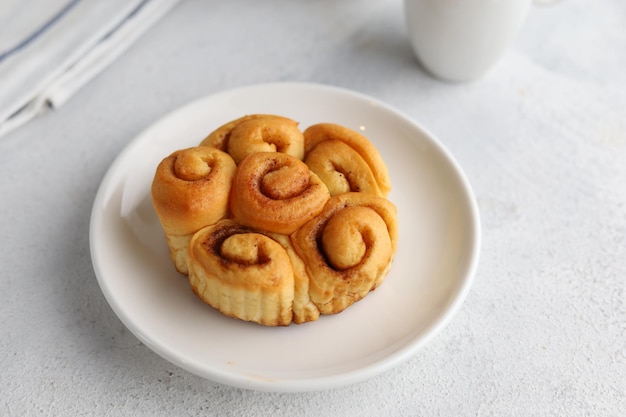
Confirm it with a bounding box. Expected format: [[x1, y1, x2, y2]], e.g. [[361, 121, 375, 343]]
[[0, 0, 180, 138]]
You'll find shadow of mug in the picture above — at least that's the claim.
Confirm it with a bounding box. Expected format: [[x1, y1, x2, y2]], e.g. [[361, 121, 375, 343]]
[[404, 0, 561, 82]]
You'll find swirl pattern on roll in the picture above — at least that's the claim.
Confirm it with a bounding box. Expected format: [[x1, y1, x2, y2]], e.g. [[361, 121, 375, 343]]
[[303, 123, 391, 197], [188, 219, 297, 326], [291, 192, 398, 315], [151, 146, 236, 273], [151, 114, 398, 325], [200, 114, 304, 165], [230, 152, 331, 235]]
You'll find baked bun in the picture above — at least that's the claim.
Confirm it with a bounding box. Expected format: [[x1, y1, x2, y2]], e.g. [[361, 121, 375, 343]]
[[229, 152, 330, 235], [200, 114, 304, 164], [151, 146, 236, 274], [151, 114, 397, 326], [188, 220, 296, 326], [303, 123, 392, 197], [291, 193, 398, 314]]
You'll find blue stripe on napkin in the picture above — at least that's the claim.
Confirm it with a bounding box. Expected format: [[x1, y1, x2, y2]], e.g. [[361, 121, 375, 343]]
[[0, 0, 82, 63]]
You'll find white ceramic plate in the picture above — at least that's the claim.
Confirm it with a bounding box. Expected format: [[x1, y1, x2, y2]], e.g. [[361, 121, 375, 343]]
[[90, 82, 481, 392]]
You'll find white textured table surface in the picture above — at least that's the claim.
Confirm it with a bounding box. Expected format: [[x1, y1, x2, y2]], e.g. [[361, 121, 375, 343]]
[[1, 0, 624, 415]]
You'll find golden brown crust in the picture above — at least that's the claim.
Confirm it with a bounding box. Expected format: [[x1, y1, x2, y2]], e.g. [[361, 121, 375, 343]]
[[188, 219, 295, 326], [303, 123, 391, 197], [290, 193, 398, 315], [229, 152, 330, 235], [152, 115, 397, 326], [151, 146, 236, 273], [199, 114, 267, 150], [200, 114, 304, 164], [304, 139, 383, 197]]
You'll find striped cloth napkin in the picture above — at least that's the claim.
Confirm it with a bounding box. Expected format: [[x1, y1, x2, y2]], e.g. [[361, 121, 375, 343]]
[[0, 0, 180, 138]]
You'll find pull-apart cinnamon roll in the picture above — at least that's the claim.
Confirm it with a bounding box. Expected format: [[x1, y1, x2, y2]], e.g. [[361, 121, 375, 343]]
[[200, 114, 304, 164], [151, 114, 398, 326], [303, 123, 391, 197], [188, 220, 296, 326], [291, 193, 398, 315], [229, 152, 330, 235], [151, 146, 236, 274]]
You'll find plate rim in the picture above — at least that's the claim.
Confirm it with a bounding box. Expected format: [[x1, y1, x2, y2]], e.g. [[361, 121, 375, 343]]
[[89, 81, 481, 392]]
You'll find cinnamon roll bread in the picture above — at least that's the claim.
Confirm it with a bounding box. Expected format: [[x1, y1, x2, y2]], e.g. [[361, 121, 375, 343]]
[[151, 114, 397, 326], [200, 114, 304, 164], [290, 192, 398, 315], [229, 152, 330, 235], [151, 146, 236, 274], [303, 123, 392, 197], [188, 220, 296, 326]]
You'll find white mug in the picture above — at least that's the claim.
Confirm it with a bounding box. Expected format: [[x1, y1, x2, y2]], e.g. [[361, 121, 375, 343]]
[[404, 0, 558, 82]]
